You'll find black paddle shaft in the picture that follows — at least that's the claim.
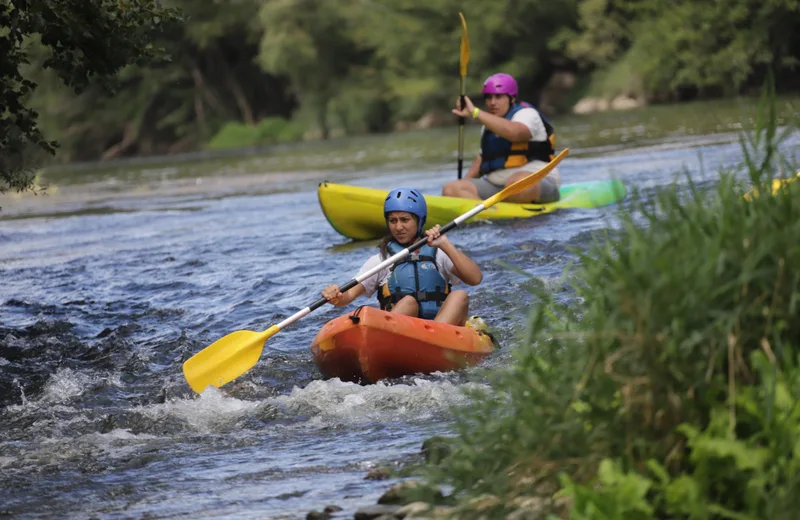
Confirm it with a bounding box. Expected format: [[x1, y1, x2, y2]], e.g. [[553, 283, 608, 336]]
[[457, 94, 466, 180], [307, 220, 460, 313]]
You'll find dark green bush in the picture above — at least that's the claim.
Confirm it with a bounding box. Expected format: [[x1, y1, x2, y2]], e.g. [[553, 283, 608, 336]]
[[419, 82, 800, 519], [206, 117, 305, 150]]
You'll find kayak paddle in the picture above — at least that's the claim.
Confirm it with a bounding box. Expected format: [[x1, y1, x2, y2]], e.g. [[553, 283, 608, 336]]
[[182, 148, 569, 393], [457, 12, 469, 180]]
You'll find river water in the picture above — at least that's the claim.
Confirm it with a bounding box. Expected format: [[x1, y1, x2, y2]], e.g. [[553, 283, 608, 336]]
[[1, 129, 797, 519]]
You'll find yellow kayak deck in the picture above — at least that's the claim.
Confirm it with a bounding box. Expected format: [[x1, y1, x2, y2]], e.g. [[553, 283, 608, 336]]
[[318, 179, 628, 240]]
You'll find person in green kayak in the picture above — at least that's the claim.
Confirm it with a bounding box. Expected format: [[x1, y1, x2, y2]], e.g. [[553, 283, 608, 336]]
[[321, 187, 482, 326], [442, 72, 560, 203]]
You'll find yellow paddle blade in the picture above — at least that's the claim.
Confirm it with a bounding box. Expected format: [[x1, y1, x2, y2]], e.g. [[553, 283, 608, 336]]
[[182, 325, 280, 393], [484, 148, 570, 208], [459, 12, 469, 77]]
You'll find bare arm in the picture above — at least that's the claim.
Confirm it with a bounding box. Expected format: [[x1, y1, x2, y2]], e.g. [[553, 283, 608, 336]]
[[453, 96, 532, 142], [425, 226, 482, 286], [321, 282, 367, 307], [476, 109, 531, 142]]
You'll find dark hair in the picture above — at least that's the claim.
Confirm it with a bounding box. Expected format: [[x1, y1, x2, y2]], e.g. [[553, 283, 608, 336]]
[[379, 215, 420, 259], [378, 236, 392, 259]]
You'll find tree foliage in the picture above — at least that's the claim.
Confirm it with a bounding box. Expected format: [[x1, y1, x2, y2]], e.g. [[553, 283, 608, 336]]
[[567, 0, 800, 98], [4, 0, 800, 195], [258, 0, 368, 138], [0, 0, 182, 193]]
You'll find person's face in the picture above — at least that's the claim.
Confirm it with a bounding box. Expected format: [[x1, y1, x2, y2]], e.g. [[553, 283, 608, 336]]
[[386, 211, 418, 244], [483, 94, 513, 116]]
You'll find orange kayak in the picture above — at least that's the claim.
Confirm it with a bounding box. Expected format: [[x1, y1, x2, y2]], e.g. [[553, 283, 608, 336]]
[[309, 307, 495, 384]]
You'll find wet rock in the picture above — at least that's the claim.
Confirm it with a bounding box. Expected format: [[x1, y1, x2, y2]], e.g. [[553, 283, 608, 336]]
[[572, 97, 609, 115], [430, 506, 456, 519], [610, 95, 644, 111], [324, 505, 343, 513], [397, 502, 433, 518], [465, 494, 502, 512], [505, 496, 549, 520], [354, 504, 401, 520], [365, 467, 392, 480], [421, 436, 452, 464], [405, 505, 456, 520], [378, 480, 443, 506], [572, 94, 644, 115], [306, 511, 330, 520]]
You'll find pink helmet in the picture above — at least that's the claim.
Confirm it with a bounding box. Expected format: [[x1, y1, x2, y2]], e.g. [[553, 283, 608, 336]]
[[482, 73, 518, 97]]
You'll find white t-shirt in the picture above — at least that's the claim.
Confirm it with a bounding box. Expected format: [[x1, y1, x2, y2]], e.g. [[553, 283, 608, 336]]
[[357, 248, 463, 297], [478, 106, 548, 146], [479, 106, 559, 185]]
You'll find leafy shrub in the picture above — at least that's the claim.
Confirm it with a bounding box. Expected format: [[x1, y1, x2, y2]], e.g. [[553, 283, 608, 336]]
[[206, 121, 260, 150], [418, 81, 800, 519], [255, 117, 305, 143], [207, 117, 305, 150]]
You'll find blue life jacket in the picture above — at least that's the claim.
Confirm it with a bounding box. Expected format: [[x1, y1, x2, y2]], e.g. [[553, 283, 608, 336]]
[[479, 101, 555, 175], [378, 240, 451, 320]]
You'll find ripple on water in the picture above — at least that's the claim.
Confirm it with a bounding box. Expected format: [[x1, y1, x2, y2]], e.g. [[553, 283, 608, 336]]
[[5, 133, 799, 518]]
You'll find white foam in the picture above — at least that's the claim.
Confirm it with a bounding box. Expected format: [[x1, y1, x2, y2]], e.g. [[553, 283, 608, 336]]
[[270, 377, 489, 427], [38, 368, 100, 405], [138, 385, 261, 432]]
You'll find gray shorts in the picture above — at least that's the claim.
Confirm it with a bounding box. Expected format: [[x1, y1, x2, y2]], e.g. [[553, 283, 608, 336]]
[[467, 174, 561, 203]]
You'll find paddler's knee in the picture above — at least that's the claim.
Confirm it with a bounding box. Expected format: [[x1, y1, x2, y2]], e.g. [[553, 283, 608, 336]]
[[536, 176, 561, 203], [442, 180, 475, 198], [441, 181, 459, 197], [392, 295, 419, 316], [446, 290, 469, 307]]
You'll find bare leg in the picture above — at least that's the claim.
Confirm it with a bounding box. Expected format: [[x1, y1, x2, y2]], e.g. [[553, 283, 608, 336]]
[[502, 170, 541, 203], [391, 295, 419, 317], [442, 180, 481, 199], [433, 290, 469, 326]]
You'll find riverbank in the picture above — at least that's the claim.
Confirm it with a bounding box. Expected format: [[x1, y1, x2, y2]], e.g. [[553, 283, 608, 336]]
[[3, 95, 798, 220]]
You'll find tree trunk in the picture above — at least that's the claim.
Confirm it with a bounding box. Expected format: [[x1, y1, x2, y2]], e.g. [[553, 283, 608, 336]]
[[211, 43, 255, 126], [201, 88, 236, 121], [315, 96, 330, 140], [227, 74, 255, 126], [102, 122, 138, 159], [192, 65, 208, 138]]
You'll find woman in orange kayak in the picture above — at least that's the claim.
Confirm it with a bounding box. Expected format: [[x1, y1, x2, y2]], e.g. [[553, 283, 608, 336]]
[[321, 187, 482, 326]]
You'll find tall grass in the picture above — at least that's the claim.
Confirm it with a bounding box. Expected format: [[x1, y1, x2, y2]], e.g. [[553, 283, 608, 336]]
[[418, 80, 800, 519]]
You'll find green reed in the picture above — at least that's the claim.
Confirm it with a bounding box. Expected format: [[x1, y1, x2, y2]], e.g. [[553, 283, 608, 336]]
[[416, 79, 800, 519]]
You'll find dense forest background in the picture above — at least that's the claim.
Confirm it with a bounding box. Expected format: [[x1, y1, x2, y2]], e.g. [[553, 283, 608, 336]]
[[5, 0, 800, 168]]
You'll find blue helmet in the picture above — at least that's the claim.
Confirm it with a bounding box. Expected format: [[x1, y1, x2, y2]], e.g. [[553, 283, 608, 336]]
[[384, 187, 427, 236]]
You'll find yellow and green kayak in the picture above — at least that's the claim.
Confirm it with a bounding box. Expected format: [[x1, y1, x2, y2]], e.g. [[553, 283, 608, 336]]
[[318, 179, 628, 240], [744, 172, 800, 200]]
